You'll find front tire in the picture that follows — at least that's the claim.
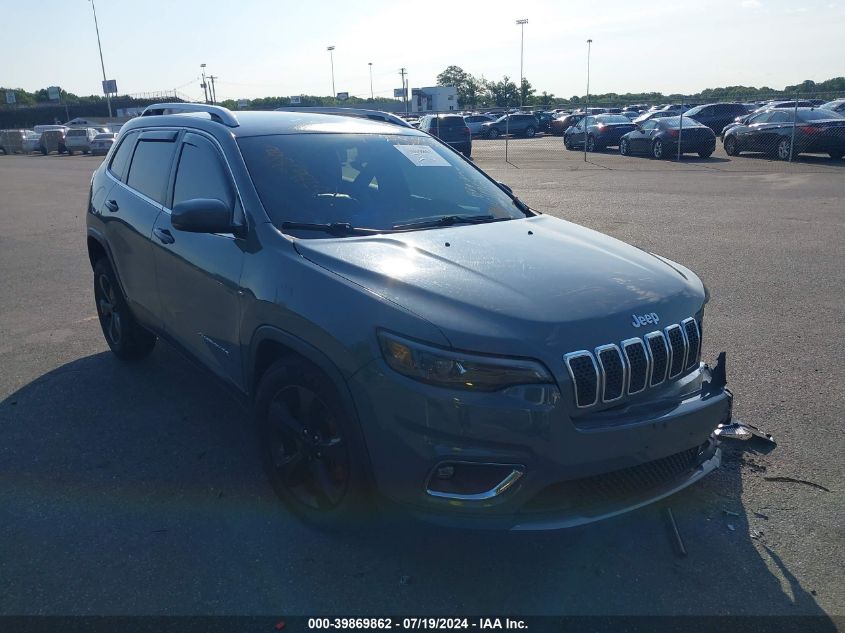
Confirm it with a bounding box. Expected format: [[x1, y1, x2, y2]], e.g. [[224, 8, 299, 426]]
[[586, 135, 596, 152], [777, 138, 792, 161], [652, 139, 664, 159], [525, 126, 536, 138], [256, 358, 372, 529], [620, 139, 629, 156], [487, 128, 500, 139], [724, 135, 739, 156], [698, 150, 713, 158], [93, 258, 156, 361], [564, 135, 573, 150]]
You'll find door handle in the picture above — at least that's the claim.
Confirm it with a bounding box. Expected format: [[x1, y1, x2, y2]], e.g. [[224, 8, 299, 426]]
[[104, 199, 119, 213], [153, 227, 175, 244]]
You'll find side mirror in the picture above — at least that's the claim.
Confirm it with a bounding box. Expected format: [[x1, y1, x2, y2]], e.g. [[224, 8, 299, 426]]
[[497, 182, 513, 195], [171, 198, 233, 234]]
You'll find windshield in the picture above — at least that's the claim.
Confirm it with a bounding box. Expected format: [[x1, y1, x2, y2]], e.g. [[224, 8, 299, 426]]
[[238, 133, 526, 237]]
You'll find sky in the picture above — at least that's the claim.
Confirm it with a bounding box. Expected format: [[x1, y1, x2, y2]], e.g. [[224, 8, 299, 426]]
[[4, 0, 844, 101]]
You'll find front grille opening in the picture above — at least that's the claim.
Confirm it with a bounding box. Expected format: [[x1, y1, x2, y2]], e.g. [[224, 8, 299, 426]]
[[666, 325, 686, 377], [597, 347, 624, 402], [623, 340, 648, 394], [566, 354, 598, 407], [646, 332, 669, 386], [522, 446, 702, 514], [683, 318, 701, 370]]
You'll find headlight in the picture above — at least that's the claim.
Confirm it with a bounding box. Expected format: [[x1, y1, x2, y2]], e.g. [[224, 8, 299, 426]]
[[377, 331, 553, 392]]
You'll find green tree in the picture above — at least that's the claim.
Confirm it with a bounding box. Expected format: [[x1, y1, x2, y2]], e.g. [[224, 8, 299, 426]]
[[519, 78, 535, 106], [436, 65, 484, 108], [486, 76, 519, 107]]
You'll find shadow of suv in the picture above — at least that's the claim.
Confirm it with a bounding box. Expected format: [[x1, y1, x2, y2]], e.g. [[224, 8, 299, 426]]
[[86, 103, 731, 530]]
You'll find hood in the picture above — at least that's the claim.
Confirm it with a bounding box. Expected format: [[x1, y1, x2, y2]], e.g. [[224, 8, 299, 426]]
[[294, 215, 705, 357]]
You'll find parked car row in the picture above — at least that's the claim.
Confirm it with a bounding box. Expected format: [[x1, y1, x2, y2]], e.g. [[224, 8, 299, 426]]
[[0, 126, 114, 156], [559, 106, 845, 161]]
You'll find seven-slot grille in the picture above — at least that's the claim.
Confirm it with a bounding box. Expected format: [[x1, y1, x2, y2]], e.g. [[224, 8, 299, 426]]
[[564, 317, 702, 409]]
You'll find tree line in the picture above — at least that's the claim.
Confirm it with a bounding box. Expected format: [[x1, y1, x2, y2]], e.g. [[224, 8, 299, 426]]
[[434, 67, 845, 108]]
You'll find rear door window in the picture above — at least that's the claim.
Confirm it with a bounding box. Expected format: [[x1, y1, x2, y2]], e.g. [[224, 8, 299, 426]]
[[108, 131, 139, 182], [126, 137, 177, 204]]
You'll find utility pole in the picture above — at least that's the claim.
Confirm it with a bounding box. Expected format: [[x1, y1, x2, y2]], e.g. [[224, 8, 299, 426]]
[[200, 63, 208, 104], [368, 62, 374, 100], [208, 75, 218, 105], [516, 19, 528, 109], [585, 39, 592, 162], [399, 67, 408, 113], [327, 46, 336, 97], [89, 0, 113, 118]]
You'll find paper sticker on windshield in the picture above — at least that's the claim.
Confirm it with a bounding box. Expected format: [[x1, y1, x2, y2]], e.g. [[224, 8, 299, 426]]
[[393, 144, 451, 167]]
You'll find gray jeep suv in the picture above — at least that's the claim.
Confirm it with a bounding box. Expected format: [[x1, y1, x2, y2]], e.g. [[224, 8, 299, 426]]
[[86, 103, 732, 530]]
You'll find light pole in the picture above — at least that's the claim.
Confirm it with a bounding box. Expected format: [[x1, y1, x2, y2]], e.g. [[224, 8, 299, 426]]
[[200, 63, 208, 104], [585, 39, 592, 162], [88, 0, 112, 118], [368, 62, 374, 100], [327, 46, 336, 97], [516, 19, 528, 109]]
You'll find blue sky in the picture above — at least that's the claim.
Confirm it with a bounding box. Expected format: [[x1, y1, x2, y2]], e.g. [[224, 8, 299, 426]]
[[5, 0, 844, 100]]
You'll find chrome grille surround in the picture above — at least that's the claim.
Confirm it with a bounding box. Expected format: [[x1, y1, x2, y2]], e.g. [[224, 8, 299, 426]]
[[644, 330, 669, 387], [564, 351, 600, 409], [595, 344, 626, 403], [564, 317, 702, 409], [621, 338, 650, 395]]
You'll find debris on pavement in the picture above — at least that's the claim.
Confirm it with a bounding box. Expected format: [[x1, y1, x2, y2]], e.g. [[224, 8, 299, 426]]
[[727, 523, 736, 532], [763, 476, 830, 492], [715, 420, 776, 448], [723, 510, 740, 518], [664, 507, 687, 557]]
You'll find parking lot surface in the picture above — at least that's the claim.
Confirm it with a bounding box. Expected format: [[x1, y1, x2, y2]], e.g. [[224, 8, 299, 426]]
[[0, 153, 842, 620]]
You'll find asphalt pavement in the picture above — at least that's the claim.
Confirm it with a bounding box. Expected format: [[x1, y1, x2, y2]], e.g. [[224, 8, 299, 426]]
[[0, 150, 842, 622]]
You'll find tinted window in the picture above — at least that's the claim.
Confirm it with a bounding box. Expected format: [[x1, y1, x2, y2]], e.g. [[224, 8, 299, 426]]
[[684, 105, 706, 117], [108, 131, 138, 182], [800, 109, 845, 121], [768, 111, 790, 123], [431, 116, 466, 129], [172, 135, 234, 210], [237, 133, 524, 236], [67, 129, 87, 137], [641, 120, 658, 131], [126, 139, 176, 204]]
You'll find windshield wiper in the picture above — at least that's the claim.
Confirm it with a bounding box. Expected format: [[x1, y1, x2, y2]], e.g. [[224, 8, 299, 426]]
[[280, 222, 384, 236], [391, 214, 509, 230]]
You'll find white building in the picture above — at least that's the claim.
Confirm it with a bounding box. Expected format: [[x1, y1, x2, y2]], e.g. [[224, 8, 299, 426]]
[[411, 86, 458, 113]]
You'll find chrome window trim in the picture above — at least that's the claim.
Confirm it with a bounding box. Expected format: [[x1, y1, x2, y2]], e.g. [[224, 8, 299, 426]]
[[564, 350, 599, 408], [645, 330, 669, 386], [665, 324, 686, 379], [621, 337, 650, 396], [595, 343, 626, 403], [681, 317, 701, 370]]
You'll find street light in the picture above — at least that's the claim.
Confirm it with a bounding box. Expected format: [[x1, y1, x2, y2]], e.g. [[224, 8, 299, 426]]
[[200, 63, 208, 104], [368, 62, 374, 100], [516, 19, 528, 108], [327, 46, 336, 97], [88, 0, 112, 118], [585, 39, 592, 162]]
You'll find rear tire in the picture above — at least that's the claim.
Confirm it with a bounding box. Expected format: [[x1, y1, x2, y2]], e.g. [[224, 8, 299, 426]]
[[776, 138, 792, 161], [525, 126, 536, 138], [67, 149, 74, 156], [93, 258, 156, 361], [620, 139, 629, 156], [698, 150, 713, 158], [256, 357, 373, 530], [724, 135, 739, 156], [487, 128, 500, 139], [652, 139, 664, 159], [40, 146, 48, 155], [586, 135, 596, 152], [564, 135, 573, 150]]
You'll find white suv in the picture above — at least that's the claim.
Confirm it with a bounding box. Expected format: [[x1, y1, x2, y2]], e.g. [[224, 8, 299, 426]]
[[64, 128, 99, 155]]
